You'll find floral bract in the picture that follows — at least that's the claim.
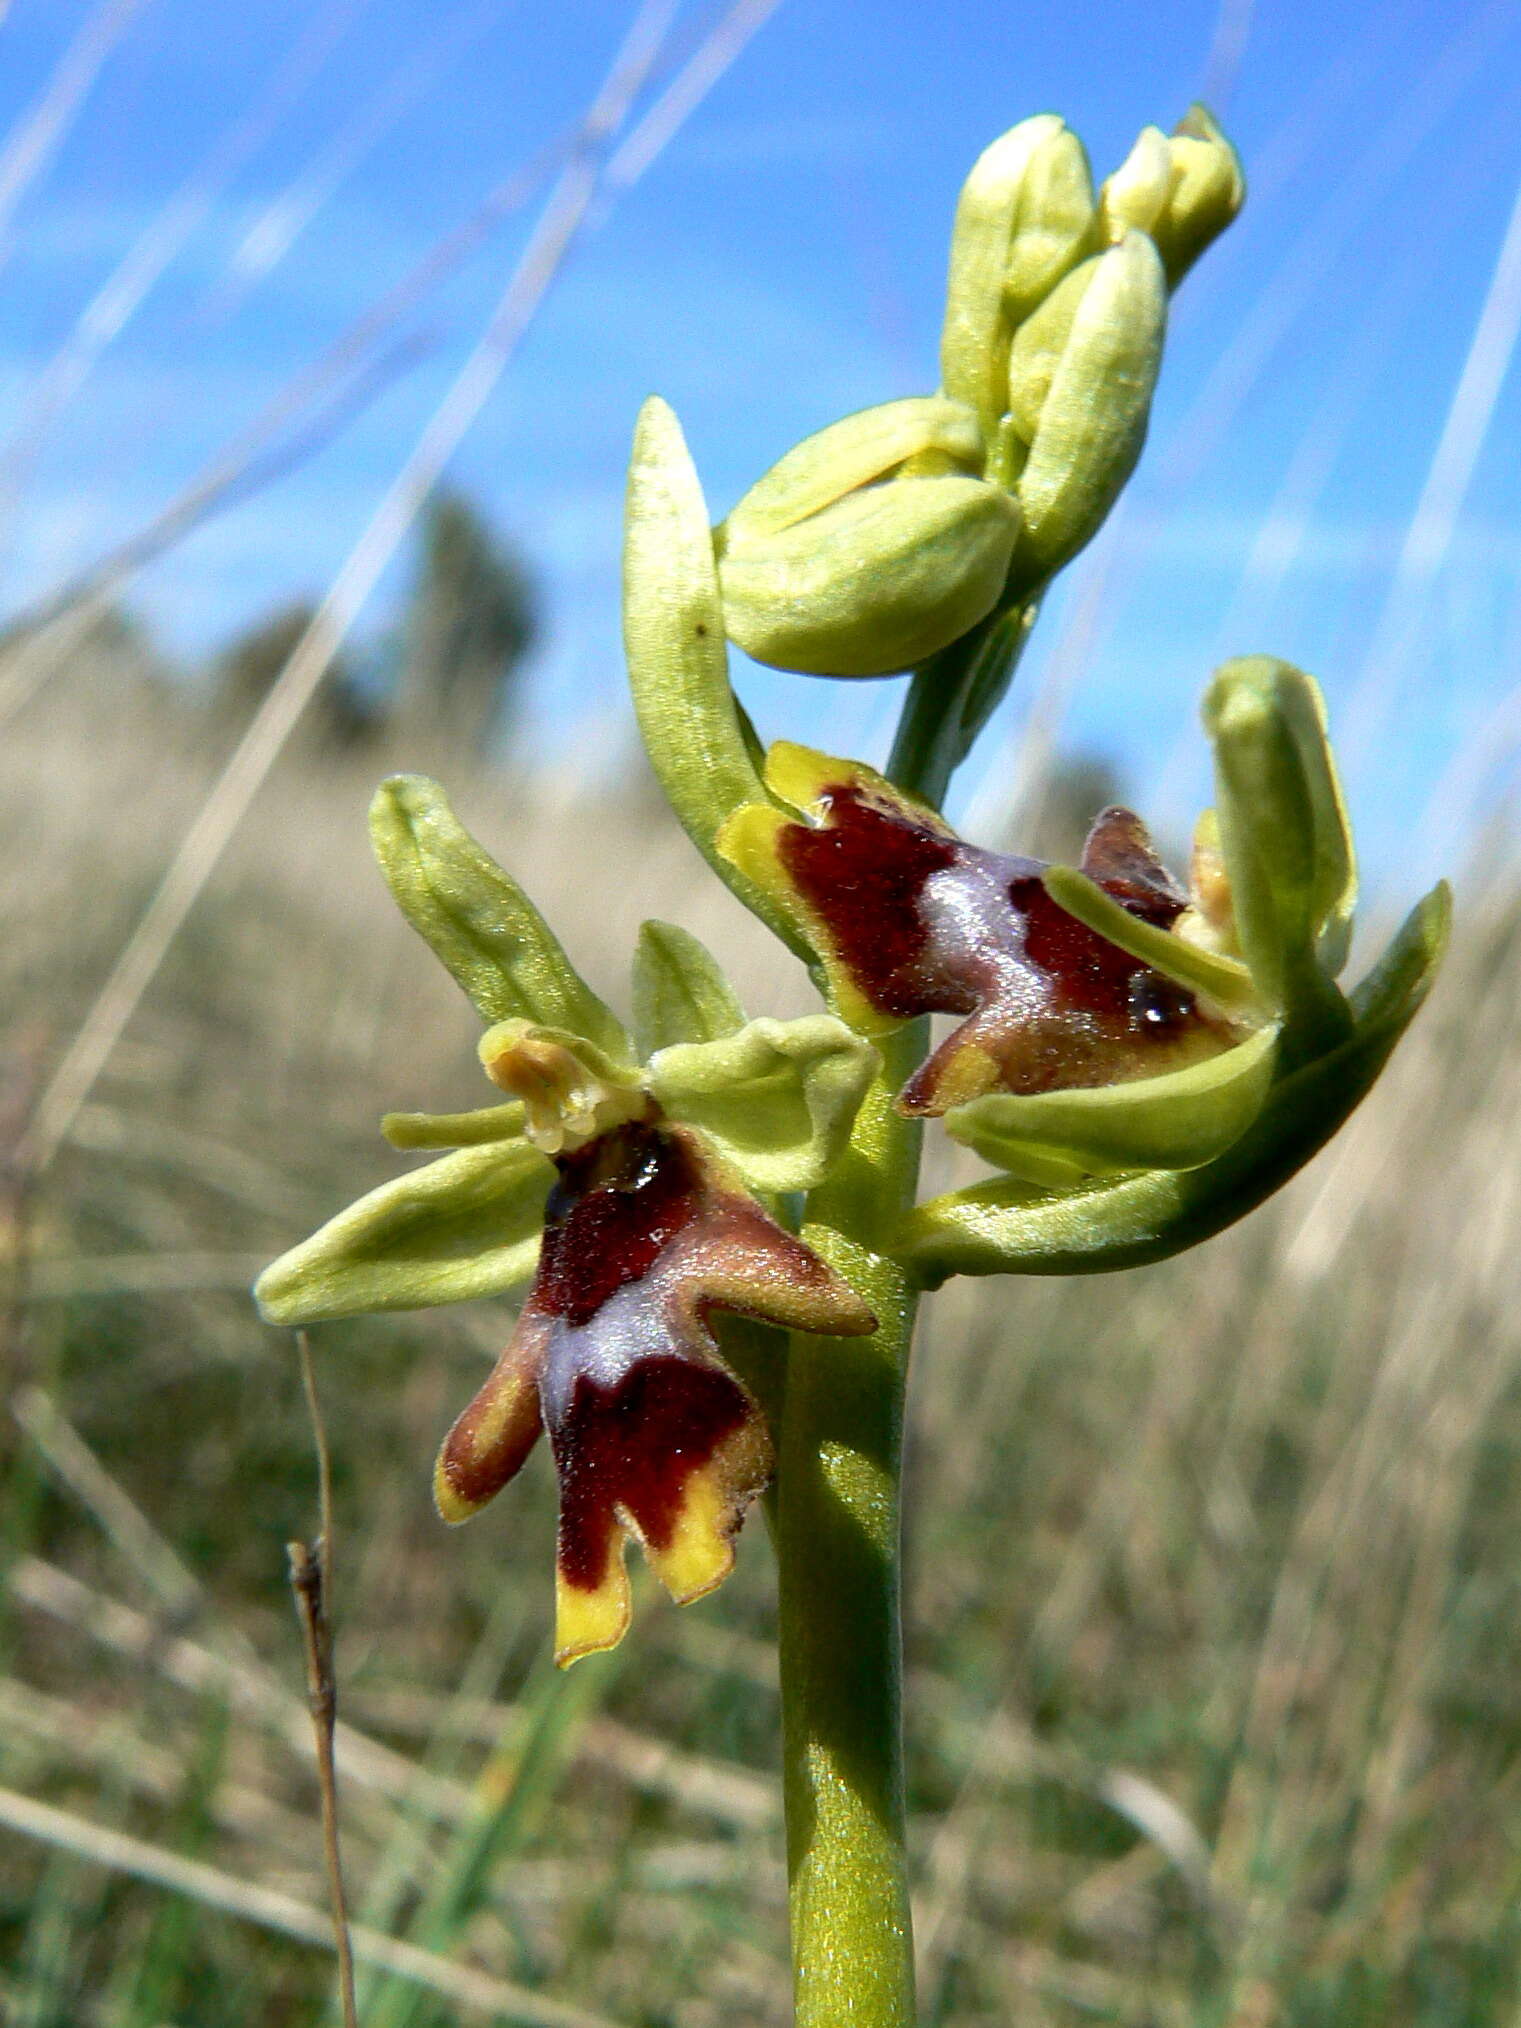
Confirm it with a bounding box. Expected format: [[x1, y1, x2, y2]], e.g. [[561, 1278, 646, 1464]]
[[256, 778, 877, 1664]]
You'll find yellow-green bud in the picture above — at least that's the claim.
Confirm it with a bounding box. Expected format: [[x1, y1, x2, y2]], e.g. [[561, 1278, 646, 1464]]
[[1097, 125, 1176, 242], [1006, 252, 1101, 441], [721, 396, 983, 541], [1006, 230, 1165, 587], [1161, 107, 1245, 282], [718, 475, 1020, 678], [1101, 106, 1244, 287], [715, 397, 1020, 678], [940, 115, 1094, 425]]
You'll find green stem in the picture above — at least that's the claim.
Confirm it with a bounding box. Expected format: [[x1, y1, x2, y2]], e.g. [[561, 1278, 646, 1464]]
[[772, 595, 1041, 2023], [776, 1020, 926, 2028], [888, 594, 1040, 806]]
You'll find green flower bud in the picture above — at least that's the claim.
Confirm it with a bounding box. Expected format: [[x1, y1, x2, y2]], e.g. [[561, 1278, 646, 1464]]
[[940, 115, 1095, 425], [1005, 230, 1165, 590], [1101, 106, 1244, 287], [715, 398, 1020, 678], [1097, 125, 1175, 241], [721, 395, 983, 541]]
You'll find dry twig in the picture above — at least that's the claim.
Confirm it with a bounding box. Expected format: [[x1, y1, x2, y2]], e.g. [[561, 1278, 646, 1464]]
[[287, 1332, 359, 2028]]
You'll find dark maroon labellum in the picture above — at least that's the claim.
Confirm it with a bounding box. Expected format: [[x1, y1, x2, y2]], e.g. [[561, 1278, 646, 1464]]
[[778, 779, 961, 1016], [552, 1357, 749, 1590], [537, 1120, 699, 1326], [778, 776, 1200, 1045]]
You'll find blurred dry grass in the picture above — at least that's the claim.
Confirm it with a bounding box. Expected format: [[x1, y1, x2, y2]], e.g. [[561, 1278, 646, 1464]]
[[2, 645, 1518, 2027]]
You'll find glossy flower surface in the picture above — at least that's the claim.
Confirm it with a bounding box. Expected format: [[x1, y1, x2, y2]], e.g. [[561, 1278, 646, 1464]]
[[721, 740, 1249, 1123], [257, 778, 877, 1663], [720, 659, 1448, 1270], [432, 1105, 874, 1664]]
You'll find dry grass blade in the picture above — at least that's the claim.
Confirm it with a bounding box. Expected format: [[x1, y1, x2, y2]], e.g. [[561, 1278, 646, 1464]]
[[601, 0, 786, 195], [1342, 156, 1521, 752], [0, 0, 373, 519], [0, 1784, 623, 2028], [22, 1253, 272, 1298], [16, 0, 682, 1179], [13, 1381, 203, 1616], [288, 1333, 358, 2028], [0, 0, 152, 277], [7, 1557, 474, 1821], [201, 0, 505, 319]]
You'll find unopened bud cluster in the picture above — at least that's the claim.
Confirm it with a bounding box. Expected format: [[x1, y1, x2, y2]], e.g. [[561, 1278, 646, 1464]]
[[712, 107, 1242, 680]]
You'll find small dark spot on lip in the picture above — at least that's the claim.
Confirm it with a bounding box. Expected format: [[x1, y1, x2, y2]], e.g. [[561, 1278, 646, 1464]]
[[694, 622, 708, 637]]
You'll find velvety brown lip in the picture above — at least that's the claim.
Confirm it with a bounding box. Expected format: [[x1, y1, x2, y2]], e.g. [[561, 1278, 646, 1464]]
[[552, 1356, 750, 1591], [777, 778, 960, 1017], [777, 778, 1199, 1043], [536, 1120, 700, 1326]]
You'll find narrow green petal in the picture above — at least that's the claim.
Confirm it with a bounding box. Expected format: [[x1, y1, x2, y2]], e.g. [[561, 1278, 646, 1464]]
[[370, 776, 630, 1057], [381, 1102, 526, 1149], [647, 1014, 878, 1193], [1350, 880, 1451, 1028], [1040, 865, 1259, 1007], [943, 1023, 1278, 1177], [254, 1140, 553, 1326], [632, 920, 746, 1057], [897, 886, 1447, 1284]]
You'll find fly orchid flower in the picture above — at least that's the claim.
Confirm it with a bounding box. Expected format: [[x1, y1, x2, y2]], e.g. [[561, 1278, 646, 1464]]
[[256, 776, 877, 1664], [719, 657, 1449, 1280]]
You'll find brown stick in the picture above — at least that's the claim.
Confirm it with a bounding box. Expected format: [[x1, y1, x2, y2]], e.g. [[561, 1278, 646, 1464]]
[[287, 1332, 359, 2028]]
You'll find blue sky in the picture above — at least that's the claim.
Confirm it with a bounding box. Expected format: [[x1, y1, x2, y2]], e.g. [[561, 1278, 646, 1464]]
[[2, 0, 1519, 897]]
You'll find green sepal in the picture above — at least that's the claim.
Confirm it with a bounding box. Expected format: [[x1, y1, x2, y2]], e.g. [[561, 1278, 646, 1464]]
[[1006, 252, 1101, 440], [1204, 658, 1358, 1019], [623, 397, 806, 958], [896, 883, 1448, 1285], [1040, 866, 1259, 1008], [943, 1022, 1278, 1179], [382, 1102, 527, 1149], [254, 1138, 554, 1325], [1098, 126, 1175, 243], [370, 776, 629, 1058], [719, 396, 983, 540], [646, 1014, 879, 1193], [631, 920, 746, 1056]]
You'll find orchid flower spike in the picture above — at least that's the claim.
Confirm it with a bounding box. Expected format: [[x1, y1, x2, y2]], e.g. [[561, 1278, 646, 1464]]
[[256, 777, 878, 1664], [718, 658, 1448, 1281], [701, 108, 1244, 688]]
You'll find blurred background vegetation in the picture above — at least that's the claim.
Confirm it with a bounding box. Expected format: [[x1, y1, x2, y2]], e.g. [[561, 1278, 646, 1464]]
[[3, 633, 1518, 2027], [2, 1, 1520, 2024]]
